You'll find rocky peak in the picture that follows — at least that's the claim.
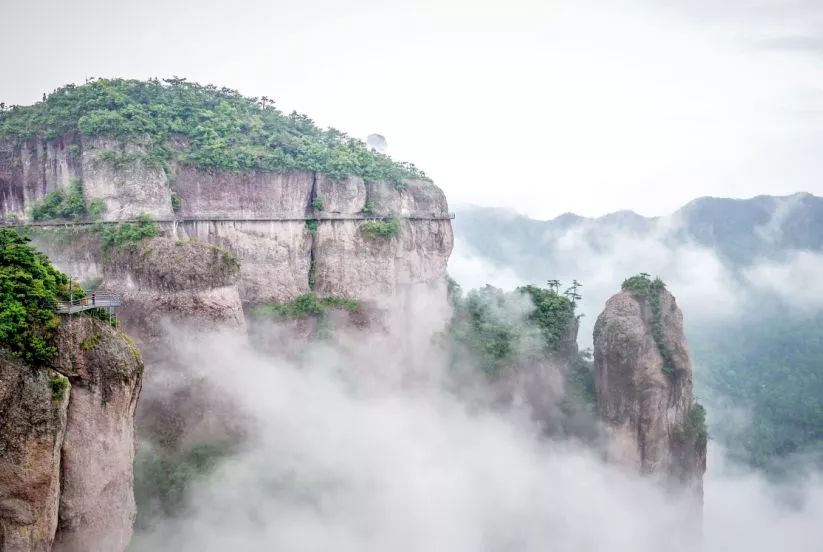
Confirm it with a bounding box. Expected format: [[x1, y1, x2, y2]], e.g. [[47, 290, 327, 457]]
[[593, 278, 706, 495]]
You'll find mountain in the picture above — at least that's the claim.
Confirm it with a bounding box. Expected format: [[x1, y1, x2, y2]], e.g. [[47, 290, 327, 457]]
[[452, 193, 823, 472], [454, 192, 823, 275]]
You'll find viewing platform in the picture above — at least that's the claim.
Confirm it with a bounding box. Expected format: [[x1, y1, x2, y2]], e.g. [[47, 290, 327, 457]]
[[55, 291, 122, 315]]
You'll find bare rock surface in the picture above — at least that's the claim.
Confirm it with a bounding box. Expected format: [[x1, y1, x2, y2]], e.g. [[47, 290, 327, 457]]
[[593, 288, 706, 493], [51, 318, 144, 552], [0, 359, 69, 551], [103, 237, 245, 342]]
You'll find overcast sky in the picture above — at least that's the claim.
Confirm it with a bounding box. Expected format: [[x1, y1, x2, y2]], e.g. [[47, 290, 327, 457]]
[[3, 0, 823, 218]]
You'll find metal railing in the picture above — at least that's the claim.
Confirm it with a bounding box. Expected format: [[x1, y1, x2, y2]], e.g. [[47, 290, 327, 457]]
[[0, 212, 456, 228], [55, 290, 122, 314]]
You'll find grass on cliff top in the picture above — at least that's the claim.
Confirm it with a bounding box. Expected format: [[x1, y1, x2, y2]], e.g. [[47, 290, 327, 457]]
[[0, 77, 428, 184], [0, 229, 74, 364]]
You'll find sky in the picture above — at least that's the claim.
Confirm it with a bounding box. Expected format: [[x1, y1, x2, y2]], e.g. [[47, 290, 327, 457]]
[[3, 0, 823, 218]]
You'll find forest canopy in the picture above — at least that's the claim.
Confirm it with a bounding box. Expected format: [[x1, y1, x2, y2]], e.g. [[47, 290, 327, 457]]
[[0, 78, 428, 184]]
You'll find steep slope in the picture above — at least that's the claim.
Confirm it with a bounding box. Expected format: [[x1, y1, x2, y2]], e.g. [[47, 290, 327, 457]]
[[0, 359, 68, 551], [593, 276, 706, 492]]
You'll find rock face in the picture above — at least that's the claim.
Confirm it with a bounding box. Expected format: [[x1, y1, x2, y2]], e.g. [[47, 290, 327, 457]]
[[0, 361, 69, 551], [0, 318, 143, 552], [51, 318, 144, 552], [2, 135, 454, 306], [103, 237, 245, 343], [593, 288, 706, 493]]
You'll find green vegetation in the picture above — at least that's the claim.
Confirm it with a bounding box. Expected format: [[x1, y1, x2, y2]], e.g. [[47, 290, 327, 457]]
[[686, 402, 708, 445], [81, 334, 101, 351], [361, 216, 400, 238], [170, 193, 182, 213], [622, 273, 676, 376], [68, 143, 81, 160], [311, 196, 325, 210], [691, 308, 823, 472], [99, 214, 160, 252], [308, 258, 317, 290], [0, 229, 74, 364], [134, 441, 230, 525], [0, 78, 428, 184], [29, 178, 107, 221], [249, 293, 359, 319], [305, 219, 318, 235], [49, 373, 69, 401], [449, 281, 578, 378], [87, 198, 107, 219], [519, 284, 578, 353], [564, 349, 597, 417]]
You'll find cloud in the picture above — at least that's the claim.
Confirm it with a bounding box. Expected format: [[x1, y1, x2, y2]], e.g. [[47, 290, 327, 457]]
[[743, 251, 823, 312], [448, 236, 525, 292], [129, 295, 823, 552]]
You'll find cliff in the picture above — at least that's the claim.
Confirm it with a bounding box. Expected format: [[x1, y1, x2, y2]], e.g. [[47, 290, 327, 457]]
[[0, 78, 453, 307], [0, 317, 143, 552], [593, 278, 706, 494], [1, 135, 453, 306]]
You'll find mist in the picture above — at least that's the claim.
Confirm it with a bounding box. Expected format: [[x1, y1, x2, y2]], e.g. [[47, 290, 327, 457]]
[[128, 285, 823, 552]]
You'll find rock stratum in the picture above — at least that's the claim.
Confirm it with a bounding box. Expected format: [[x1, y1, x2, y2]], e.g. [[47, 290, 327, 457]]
[[0, 318, 143, 552], [0, 135, 454, 306]]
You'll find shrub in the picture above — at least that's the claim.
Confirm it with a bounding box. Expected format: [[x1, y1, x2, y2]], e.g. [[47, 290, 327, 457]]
[[170, 193, 182, 213], [361, 216, 400, 238], [686, 402, 708, 445], [30, 179, 88, 220], [305, 219, 318, 235], [99, 214, 160, 252], [0, 229, 73, 364], [87, 198, 107, 219], [311, 196, 324, 210], [50, 374, 69, 401], [68, 143, 81, 160], [249, 293, 359, 319], [621, 273, 676, 376]]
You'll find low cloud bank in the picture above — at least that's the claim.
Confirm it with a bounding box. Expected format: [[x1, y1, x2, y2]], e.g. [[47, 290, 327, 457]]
[[130, 308, 823, 551], [450, 215, 823, 345]]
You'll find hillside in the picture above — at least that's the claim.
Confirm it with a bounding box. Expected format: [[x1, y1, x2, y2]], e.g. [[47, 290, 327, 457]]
[[0, 77, 426, 183]]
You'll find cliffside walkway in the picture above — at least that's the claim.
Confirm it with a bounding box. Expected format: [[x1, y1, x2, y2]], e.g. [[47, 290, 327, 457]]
[[1, 212, 455, 229], [55, 291, 122, 315]]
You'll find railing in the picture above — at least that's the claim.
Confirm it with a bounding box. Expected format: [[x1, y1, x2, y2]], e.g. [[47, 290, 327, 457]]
[[55, 290, 122, 314], [0, 212, 456, 228]]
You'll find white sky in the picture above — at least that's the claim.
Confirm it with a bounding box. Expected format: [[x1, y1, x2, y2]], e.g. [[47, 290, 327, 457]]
[[2, 0, 823, 218]]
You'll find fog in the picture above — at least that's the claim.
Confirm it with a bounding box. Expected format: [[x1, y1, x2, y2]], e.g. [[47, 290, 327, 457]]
[[129, 284, 823, 552], [449, 207, 823, 346]]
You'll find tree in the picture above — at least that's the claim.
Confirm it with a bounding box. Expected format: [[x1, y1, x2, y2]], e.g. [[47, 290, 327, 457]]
[[546, 279, 561, 294], [0, 229, 72, 363], [564, 279, 583, 306]]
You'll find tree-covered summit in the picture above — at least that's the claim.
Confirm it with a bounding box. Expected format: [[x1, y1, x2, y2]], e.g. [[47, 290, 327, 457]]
[[0, 78, 428, 183]]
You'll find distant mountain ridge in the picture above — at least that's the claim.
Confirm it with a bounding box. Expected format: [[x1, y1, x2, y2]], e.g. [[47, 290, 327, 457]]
[[454, 192, 823, 271]]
